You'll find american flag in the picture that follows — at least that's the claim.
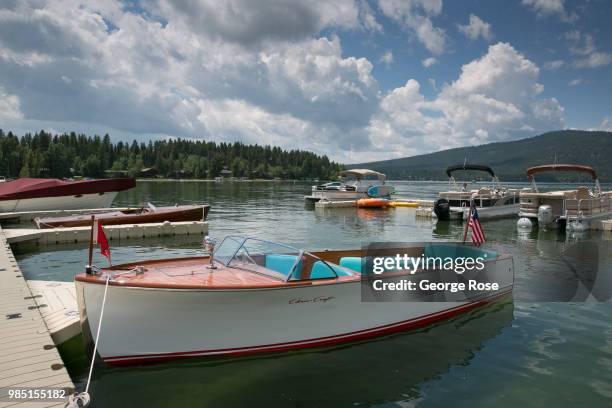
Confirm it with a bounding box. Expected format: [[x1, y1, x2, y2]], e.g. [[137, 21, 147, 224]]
[[468, 201, 485, 246]]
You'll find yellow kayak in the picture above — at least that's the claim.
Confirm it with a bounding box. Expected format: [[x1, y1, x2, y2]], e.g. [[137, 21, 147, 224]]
[[389, 201, 420, 208]]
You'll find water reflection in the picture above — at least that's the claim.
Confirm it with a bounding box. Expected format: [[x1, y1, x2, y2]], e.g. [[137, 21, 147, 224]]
[[87, 299, 513, 408], [13, 180, 612, 407]]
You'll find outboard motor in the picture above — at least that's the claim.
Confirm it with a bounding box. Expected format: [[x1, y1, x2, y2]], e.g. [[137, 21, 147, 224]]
[[537, 205, 554, 228], [433, 198, 450, 221]]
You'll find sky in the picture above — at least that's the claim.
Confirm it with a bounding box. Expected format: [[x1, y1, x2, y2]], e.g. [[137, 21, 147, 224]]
[[0, 0, 611, 163]]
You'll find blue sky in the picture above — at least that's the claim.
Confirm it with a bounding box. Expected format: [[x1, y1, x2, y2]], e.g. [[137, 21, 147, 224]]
[[340, 0, 612, 128], [0, 0, 610, 163]]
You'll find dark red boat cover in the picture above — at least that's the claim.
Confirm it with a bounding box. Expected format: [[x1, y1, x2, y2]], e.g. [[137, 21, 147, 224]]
[[0, 178, 135, 200]]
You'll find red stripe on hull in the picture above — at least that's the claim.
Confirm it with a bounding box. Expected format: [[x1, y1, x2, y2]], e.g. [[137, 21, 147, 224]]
[[104, 290, 511, 367]]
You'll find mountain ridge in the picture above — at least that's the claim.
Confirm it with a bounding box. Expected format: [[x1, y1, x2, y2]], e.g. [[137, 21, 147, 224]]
[[347, 130, 612, 181]]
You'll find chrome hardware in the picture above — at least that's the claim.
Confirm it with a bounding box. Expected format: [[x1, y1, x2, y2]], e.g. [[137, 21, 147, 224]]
[[204, 236, 218, 269]]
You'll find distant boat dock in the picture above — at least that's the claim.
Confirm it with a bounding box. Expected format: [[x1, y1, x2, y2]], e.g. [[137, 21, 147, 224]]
[[0, 207, 208, 245]]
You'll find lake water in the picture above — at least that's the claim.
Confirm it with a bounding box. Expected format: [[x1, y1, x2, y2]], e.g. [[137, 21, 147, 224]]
[[13, 180, 612, 407]]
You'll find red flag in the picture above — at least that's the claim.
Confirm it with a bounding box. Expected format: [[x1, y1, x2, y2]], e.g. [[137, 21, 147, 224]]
[[96, 221, 112, 265]]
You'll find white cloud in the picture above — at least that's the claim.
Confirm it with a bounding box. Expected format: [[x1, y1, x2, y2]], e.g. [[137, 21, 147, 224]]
[[574, 52, 612, 68], [568, 78, 582, 86], [457, 14, 493, 41], [564, 32, 612, 69], [0, 1, 569, 162], [148, 0, 379, 45], [569, 33, 595, 56], [0, 87, 22, 120], [543, 60, 564, 70], [521, 0, 576, 21], [0, 0, 380, 160], [563, 29, 581, 42], [363, 42, 565, 161], [599, 116, 612, 132], [422, 57, 437, 67], [378, 0, 446, 55], [428, 78, 437, 90], [379, 50, 394, 66]]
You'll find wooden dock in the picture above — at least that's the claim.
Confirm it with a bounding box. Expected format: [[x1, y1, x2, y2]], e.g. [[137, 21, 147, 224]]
[[315, 199, 434, 209], [26, 281, 79, 346], [0, 228, 74, 407], [4, 221, 208, 245]]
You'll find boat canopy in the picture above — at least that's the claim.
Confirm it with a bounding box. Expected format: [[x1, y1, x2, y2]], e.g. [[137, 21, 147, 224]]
[[446, 164, 495, 178], [340, 169, 385, 180], [526, 164, 597, 180]]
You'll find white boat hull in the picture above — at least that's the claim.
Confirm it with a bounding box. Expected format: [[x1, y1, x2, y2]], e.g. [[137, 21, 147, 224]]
[[305, 190, 368, 202], [76, 258, 513, 366], [0, 191, 118, 212], [452, 203, 520, 220]]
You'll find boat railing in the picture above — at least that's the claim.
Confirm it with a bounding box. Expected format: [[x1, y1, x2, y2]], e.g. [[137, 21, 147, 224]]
[[564, 194, 612, 218]]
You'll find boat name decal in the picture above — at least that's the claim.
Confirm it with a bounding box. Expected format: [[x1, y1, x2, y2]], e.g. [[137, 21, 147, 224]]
[[289, 296, 334, 304]]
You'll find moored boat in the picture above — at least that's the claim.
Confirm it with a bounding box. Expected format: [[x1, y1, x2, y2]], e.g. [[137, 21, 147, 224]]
[[35, 203, 209, 228], [0, 177, 135, 213], [433, 164, 529, 221], [304, 169, 395, 202], [517, 164, 612, 230], [75, 236, 513, 366]]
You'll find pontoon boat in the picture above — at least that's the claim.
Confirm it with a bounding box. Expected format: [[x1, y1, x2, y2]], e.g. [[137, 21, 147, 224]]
[[433, 164, 529, 221], [304, 169, 395, 202], [517, 164, 612, 230]]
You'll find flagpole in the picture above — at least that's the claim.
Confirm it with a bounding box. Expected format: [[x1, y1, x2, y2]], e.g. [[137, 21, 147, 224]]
[[462, 200, 472, 244], [87, 215, 95, 274]]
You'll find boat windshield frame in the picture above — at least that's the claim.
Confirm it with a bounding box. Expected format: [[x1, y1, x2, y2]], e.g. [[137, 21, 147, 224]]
[[213, 236, 339, 282]]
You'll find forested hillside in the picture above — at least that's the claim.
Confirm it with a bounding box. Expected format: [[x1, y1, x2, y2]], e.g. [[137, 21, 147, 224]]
[[0, 130, 341, 180], [349, 131, 612, 181]]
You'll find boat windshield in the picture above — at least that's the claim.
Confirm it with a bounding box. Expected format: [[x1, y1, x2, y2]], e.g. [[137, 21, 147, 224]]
[[213, 236, 341, 281]]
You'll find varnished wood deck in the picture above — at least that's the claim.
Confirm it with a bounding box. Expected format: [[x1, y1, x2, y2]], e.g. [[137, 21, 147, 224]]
[[76, 256, 359, 289], [0, 227, 74, 407]]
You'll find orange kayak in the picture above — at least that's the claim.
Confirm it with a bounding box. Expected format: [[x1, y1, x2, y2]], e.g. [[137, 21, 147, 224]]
[[357, 198, 390, 208]]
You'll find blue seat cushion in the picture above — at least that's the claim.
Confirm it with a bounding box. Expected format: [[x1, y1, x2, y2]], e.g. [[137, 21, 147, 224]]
[[339, 257, 362, 272], [265, 254, 301, 277], [310, 261, 353, 279]]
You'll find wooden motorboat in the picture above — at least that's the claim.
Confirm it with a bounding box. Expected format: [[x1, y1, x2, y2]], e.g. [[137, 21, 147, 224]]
[[517, 164, 612, 230], [75, 236, 513, 366], [35, 204, 209, 228], [0, 177, 135, 212]]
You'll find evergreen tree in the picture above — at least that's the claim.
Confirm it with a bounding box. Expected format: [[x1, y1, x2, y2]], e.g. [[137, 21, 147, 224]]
[[0, 129, 343, 180]]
